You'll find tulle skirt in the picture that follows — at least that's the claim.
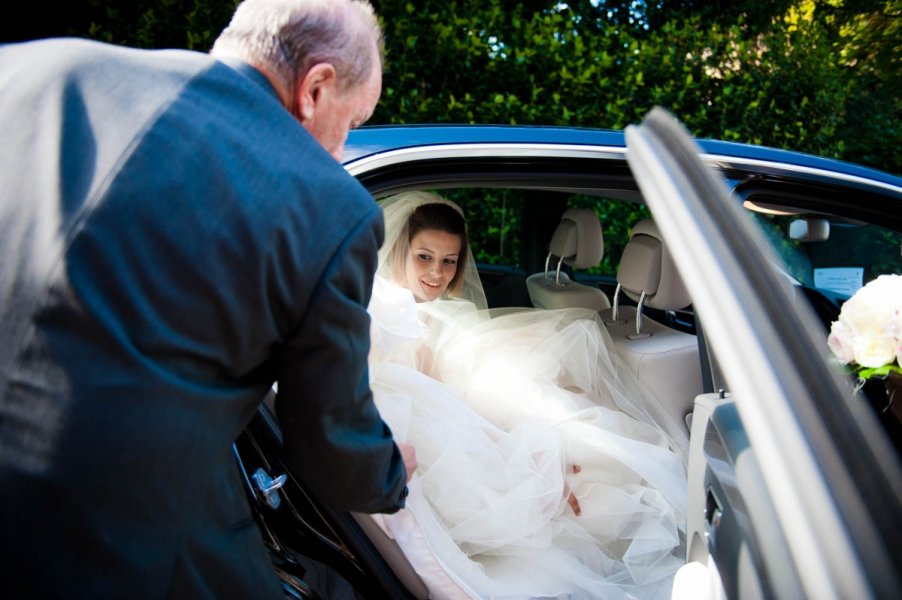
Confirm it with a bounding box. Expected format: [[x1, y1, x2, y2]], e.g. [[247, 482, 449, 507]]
[[371, 300, 686, 599]]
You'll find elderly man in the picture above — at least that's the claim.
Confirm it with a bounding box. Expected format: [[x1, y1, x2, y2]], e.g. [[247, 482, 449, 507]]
[[0, 0, 413, 597]]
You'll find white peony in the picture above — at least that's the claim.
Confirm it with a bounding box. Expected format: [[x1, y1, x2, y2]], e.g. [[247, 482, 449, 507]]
[[851, 334, 896, 369], [827, 320, 855, 364], [828, 274, 902, 371]]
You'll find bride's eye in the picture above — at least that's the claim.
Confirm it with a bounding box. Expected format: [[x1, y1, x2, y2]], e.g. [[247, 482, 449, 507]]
[[444, 258, 458, 266], [417, 253, 432, 262]]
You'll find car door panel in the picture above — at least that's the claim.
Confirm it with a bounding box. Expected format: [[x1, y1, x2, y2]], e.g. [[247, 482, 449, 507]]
[[626, 108, 902, 599], [687, 392, 807, 600]]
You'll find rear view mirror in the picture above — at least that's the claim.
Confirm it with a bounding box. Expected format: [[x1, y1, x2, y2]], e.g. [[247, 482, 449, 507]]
[[789, 217, 830, 242]]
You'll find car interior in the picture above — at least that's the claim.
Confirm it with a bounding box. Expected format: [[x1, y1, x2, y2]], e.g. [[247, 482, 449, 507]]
[[235, 155, 902, 599]]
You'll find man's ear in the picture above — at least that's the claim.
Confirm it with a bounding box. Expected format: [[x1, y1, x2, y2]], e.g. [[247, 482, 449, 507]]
[[295, 63, 338, 122]]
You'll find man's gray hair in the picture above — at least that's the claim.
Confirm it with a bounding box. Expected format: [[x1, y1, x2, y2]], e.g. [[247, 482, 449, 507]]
[[211, 0, 383, 95]]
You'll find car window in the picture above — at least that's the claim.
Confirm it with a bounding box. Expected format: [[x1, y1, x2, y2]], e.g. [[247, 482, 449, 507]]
[[441, 188, 524, 269], [566, 195, 651, 279], [443, 190, 651, 275], [751, 212, 902, 298], [431, 189, 656, 308]]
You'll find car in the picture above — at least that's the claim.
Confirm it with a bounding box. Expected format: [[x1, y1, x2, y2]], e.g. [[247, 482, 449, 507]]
[[234, 109, 902, 599]]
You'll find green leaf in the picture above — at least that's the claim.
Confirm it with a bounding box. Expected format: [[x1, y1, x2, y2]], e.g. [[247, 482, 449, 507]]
[[857, 364, 902, 380]]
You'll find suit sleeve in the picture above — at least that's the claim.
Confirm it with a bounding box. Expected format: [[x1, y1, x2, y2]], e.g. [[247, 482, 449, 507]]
[[274, 205, 407, 514]]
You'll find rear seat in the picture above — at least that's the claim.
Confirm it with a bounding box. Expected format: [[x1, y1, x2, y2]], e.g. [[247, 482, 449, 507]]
[[526, 208, 611, 312], [600, 219, 702, 453]]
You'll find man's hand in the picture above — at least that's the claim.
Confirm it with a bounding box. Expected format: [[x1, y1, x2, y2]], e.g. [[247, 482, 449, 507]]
[[397, 441, 417, 481]]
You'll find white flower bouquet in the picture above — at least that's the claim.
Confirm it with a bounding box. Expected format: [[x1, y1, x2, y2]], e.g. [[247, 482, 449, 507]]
[[828, 274, 902, 382]]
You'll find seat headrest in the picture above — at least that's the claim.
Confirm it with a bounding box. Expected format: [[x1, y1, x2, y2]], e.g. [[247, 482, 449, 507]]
[[547, 208, 604, 270], [617, 219, 690, 310]]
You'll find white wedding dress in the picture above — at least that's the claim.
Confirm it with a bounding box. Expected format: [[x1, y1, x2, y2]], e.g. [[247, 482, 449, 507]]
[[367, 275, 687, 600]]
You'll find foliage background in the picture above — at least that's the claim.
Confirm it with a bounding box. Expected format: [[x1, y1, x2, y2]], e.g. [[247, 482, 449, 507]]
[[5, 0, 899, 175]]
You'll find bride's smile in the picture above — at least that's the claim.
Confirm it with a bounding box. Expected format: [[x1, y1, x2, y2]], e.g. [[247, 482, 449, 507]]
[[404, 229, 461, 302]]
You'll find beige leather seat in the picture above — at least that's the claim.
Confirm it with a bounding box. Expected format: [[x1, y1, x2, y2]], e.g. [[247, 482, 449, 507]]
[[600, 219, 702, 451], [526, 208, 611, 311]]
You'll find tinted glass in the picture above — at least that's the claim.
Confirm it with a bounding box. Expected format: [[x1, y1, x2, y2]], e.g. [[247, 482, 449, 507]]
[[566, 195, 651, 278], [441, 188, 524, 269], [752, 212, 902, 298]]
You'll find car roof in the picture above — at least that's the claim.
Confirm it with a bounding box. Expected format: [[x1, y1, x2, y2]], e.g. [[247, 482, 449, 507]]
[[345, 124, 902, 189]]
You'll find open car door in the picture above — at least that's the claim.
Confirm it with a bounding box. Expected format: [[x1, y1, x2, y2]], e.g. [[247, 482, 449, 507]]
[[625, 108, 902, 599]]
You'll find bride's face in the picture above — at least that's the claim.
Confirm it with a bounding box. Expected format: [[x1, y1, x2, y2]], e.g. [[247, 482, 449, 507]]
[[405, 228, 461, 302]]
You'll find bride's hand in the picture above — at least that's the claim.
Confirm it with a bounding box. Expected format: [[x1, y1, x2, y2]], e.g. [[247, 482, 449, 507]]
[[398, 441, 418, 481], [566, 465, 582, 516]]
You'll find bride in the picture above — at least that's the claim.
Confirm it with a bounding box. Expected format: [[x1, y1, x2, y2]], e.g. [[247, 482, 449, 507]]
[[367, 191, 687, 599]]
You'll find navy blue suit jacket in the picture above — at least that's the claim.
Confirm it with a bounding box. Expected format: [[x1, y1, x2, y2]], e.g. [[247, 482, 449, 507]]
[[0, 38, 406, 598]]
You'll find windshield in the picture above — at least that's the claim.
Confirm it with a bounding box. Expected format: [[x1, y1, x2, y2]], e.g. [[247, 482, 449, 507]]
[[751, 211, 902, 298]]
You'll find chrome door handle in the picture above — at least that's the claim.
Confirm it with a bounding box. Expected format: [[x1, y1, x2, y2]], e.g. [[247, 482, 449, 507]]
[[252, 468, 288, 510]]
